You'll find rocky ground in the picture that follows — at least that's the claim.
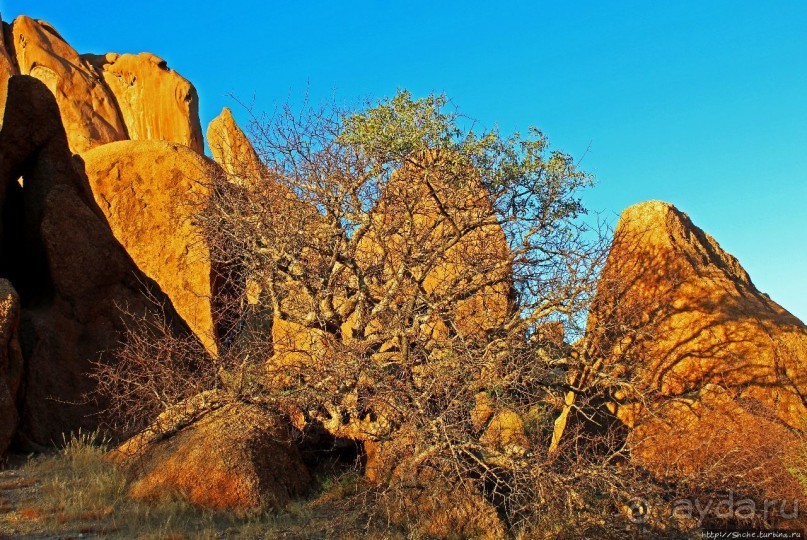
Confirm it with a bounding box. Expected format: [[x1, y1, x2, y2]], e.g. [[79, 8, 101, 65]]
[[0, 444, 388, 540], [0, 457, 53, 539]]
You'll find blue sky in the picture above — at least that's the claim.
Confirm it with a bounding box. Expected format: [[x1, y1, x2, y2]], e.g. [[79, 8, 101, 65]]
[[2, 1, 806, 320]]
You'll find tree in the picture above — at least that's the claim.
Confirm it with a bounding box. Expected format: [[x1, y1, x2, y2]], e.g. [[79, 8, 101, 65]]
[[100, 90, 657, 537]]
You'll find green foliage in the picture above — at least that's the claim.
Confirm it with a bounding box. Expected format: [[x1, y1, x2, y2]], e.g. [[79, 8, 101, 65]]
[[339, 90, 460, 161], [340, 90, 592, 204], [335, 90, 596, 303]]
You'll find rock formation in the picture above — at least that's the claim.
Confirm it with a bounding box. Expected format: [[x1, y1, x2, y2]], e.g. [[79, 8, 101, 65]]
[[587, 200, 807, 497], [84, 52, 204, 154], [113, 397, 311, 511], [0, 75, 191, 447], [0, 13, 17, 128], [6, 17, 204, 155], [207, 107, 264, 184], [357, 149, 511, 342], [9, 16, 127, 153], [0, 14, 226, 449], [0, 279, 22, 454], [2, 11, 806, 534], [81, 140, 222, 355], [630, 384, 803, 501]]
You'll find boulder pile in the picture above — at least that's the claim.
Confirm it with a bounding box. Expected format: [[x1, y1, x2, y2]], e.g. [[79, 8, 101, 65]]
[[1, 14, 805, 526]]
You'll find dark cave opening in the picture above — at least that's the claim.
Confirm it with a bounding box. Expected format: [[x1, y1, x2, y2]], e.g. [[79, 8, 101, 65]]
[[0, 174, 54, 309]]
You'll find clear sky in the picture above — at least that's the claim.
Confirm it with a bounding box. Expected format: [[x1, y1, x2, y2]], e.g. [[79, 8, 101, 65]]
[[2, 1, 805, 320]]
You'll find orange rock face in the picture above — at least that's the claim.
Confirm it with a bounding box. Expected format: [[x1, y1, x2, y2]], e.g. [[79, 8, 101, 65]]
[[479, 408, 529, 454], [115, 402, 311, 512], [8, 17, 204, 155], [0, 16, 229, 451], [10, 17, 127, 153], [207, 107, 264, 184], [81, 140, 222, 355], [588, 201, 807, 496], [0, 14, 18, 126], [357, 150, 511, 342], [630, 384, 803, 500], [84, 52, 204, 154]]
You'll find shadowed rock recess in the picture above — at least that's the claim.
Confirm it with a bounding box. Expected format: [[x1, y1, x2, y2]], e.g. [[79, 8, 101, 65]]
[[0, 74, 196, 449], [1, 12, 805, 529]]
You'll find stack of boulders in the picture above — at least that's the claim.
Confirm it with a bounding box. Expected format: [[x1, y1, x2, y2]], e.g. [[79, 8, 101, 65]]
[[1, 12, 805, 529], [0, 11, 313, 509]]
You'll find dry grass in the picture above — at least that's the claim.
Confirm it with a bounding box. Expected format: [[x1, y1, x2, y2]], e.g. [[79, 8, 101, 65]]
[[1, 432, 397, 539]]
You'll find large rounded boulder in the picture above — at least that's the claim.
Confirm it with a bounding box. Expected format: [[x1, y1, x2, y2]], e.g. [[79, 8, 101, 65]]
[[0, 75, 191, 447], [113, 397, 312, 512], [83, 52, 204, 154], [80, 140, 224, 355], [10, 16, 127, 153]]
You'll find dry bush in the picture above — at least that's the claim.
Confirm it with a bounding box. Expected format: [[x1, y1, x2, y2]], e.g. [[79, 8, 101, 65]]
[[195, 91, 670, 537], [94, 91, 689, 538], [91, 301, 220, 438]]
